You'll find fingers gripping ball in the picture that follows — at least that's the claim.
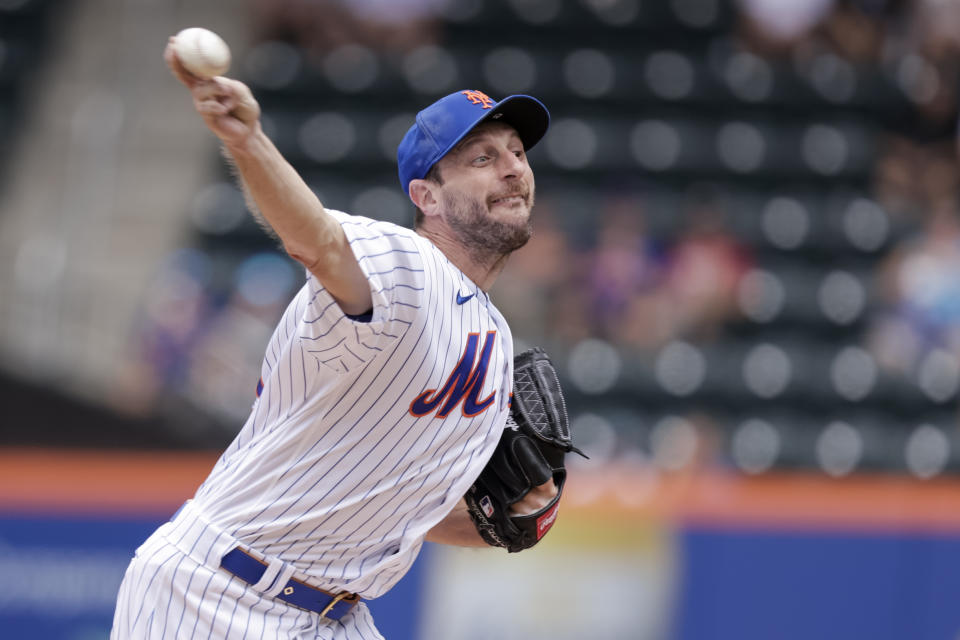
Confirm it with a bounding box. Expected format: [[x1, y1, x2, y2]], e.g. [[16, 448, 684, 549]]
[[464, 348, 587, 553], [173, 27, 231, 78]]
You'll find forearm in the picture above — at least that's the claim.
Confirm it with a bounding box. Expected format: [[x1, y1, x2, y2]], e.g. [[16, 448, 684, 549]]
[[426, 499, 487, 547], [224, 128, 372, 314], [165, 41, 371, 313], [225, 128, 335, 264]]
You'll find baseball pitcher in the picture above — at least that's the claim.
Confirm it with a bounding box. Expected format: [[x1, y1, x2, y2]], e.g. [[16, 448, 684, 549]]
[[110, 34, 581, 639]]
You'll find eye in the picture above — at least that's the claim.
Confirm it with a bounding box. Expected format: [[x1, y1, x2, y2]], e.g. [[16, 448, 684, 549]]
[[472, 154, 491, 165]]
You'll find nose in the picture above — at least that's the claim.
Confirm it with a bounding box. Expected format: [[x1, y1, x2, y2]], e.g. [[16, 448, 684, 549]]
[[499, 150, 527, 178]]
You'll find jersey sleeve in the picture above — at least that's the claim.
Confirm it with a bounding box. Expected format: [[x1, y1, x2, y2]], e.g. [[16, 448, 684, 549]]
[[298, 210, 424, 374]]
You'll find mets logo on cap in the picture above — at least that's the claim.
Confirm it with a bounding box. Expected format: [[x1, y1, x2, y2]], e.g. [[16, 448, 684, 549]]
[[462, 90, 494, 109]]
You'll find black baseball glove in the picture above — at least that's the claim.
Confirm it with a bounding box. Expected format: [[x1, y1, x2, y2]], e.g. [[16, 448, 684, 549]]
[[464, 347, 586, 553]]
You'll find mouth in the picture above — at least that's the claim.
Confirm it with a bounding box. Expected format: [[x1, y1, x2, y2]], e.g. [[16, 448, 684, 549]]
[[489, 193, 527, 207]]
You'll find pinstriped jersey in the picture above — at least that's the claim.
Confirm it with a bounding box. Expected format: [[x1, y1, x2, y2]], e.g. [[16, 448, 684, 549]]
[[192, 209, 513, 598]]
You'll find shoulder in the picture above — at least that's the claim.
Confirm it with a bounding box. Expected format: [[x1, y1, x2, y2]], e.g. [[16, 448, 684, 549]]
[[327, 209, 421, 245], [328, 209, 452, 279]]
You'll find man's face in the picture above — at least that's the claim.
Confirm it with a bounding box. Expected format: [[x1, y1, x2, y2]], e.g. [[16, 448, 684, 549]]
[[432, 121, 537, 257]]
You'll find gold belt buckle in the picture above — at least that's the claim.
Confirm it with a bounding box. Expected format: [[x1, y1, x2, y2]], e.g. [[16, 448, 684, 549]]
[[319, 591, 357, 619]]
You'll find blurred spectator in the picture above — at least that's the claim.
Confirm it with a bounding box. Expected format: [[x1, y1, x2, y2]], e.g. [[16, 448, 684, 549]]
[[545, 286, 594, 347], [114, 249, 216, 414], [494, 199, 579, 344], [661, 193, 752, 344], [816, 0, 891, 62], [873, 136, 928, 221], [502, 192, 750, 352], [874, 138, 959, 224], [118, 250, 296, 423], [585, 197, 670, 349], [868, 198, 960, 375], [251, 0, 442, 55], [909, 0, 960, 53], [737, 0, 960, 135], [899, 0, 960, 133], [179, 253, 297, 423], [735, 0, 837, 55]]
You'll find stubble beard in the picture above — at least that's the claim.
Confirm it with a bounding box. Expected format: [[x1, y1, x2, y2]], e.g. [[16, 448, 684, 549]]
[[442, 189, 534, 265]]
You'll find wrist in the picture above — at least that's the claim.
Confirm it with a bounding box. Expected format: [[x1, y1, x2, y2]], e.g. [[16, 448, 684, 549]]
[[223, 122, 267, 159]]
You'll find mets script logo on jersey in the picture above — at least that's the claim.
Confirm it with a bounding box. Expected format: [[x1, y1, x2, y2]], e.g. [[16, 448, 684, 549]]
[[462, 90, 494, 109], [409, 331, 497, 418]]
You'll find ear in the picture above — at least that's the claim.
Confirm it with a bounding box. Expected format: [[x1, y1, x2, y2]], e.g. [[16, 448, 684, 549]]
[[409, 178, 441, 217]]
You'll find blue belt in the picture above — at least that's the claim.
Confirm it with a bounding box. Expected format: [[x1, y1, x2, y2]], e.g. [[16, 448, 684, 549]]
[[219, 547, 360, 620]]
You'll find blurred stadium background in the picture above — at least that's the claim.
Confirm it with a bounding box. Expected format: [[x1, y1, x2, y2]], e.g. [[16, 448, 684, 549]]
[[2, 0, 960, 638]]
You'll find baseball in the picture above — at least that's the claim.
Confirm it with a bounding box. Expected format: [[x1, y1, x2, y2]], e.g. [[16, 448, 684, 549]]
[[173, 27, 231, 78]]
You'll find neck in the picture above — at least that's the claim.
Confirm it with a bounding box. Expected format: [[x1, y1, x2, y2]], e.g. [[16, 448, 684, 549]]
[[416, 225, 511, 291]]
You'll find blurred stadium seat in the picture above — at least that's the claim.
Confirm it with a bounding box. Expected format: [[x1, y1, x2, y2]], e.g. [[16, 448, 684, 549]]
[[0, 0, 57, 177]]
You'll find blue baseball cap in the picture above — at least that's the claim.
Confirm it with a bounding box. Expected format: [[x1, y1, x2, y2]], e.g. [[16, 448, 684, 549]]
[[397, 89, 550, 196]]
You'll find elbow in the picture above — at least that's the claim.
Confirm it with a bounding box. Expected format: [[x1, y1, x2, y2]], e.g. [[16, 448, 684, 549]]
[[282, 217, 338, 273], [283, 228, 330, 272], [286, 243, 320, 271]]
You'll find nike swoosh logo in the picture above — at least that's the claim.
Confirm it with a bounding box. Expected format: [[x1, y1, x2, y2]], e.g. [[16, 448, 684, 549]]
[[456, 292, 475, 305]]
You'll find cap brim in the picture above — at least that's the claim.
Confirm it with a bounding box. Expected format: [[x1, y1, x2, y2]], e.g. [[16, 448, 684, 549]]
[[437, 94, 551, 164], [480, 94, 551, 151]]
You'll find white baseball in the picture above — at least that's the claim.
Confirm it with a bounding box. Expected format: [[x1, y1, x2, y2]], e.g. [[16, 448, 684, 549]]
[[173, 27, 231, 78]]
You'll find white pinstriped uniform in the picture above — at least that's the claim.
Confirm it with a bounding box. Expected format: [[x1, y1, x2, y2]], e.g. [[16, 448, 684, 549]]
[[112, 210, 514, 639]]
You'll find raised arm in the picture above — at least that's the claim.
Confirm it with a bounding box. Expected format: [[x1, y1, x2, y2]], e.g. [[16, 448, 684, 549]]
[[163, 38, 372, 315]]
